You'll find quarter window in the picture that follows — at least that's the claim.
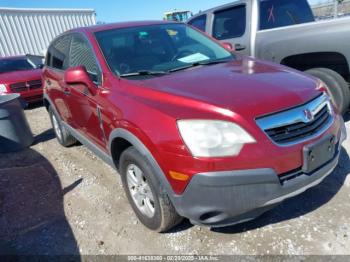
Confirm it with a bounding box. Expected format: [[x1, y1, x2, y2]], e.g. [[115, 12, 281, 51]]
[[213, 5, 246, 40], [69, 35, 100, 83], [188, 15, 207, 32]]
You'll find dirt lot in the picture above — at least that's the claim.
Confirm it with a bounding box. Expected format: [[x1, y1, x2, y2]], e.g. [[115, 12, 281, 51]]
[[1, 104, 350, 256]]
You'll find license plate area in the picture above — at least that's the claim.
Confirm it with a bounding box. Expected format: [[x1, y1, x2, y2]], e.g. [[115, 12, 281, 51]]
[[302, 135, 336, 174]]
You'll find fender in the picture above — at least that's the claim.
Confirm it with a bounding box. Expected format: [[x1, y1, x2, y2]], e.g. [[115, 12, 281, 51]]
[[108, 128, 178, 200]]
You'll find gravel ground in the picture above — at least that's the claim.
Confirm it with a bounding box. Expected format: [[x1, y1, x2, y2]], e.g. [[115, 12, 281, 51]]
[[0, 104, 350, 256]]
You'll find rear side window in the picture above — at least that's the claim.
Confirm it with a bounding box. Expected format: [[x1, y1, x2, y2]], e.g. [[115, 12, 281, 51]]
[[69, 35, 100, 83], [213, 5, 246, 40], [259, 0, 315, 30], [188, 14, 207, 32], [49, 35, 71, 70]]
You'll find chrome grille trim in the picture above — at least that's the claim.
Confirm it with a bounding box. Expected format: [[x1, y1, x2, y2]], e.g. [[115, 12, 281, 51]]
[[256, 94, 334, 146], [27, 79, 42, 89], [9, 79, 42, 92]]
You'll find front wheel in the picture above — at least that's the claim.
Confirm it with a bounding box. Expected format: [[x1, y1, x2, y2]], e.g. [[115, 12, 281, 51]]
[[119, 146, 182, 232]]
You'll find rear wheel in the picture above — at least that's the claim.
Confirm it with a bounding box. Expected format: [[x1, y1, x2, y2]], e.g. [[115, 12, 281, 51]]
[[49, 106, 77, 147], [305, 68, 349, 114], [119, 146, 182, 232]]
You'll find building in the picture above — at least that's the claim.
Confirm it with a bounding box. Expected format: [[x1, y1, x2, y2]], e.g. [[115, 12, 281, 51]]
[[0, 7, 96, 57], [312, 0, 350, 20]]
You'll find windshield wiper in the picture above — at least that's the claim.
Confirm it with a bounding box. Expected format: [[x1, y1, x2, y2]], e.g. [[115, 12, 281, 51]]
[[169, 58, 231, 73], [120, 70, 169, 77]]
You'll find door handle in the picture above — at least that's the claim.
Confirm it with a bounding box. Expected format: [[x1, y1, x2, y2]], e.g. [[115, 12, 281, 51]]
[[63, 87, 71, 96], [235, 43, 246, 51]]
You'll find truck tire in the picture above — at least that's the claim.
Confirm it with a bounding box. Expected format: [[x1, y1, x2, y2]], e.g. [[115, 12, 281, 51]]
[[316, 68, 350, 111], [305, 68, 349, 114], [49, 106, 77, 147], [119, 146, 183, 232]]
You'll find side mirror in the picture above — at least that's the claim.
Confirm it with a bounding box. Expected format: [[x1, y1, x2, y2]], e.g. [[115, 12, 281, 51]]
[[222, 42, 234, 52], [64, 66, 97, 95]]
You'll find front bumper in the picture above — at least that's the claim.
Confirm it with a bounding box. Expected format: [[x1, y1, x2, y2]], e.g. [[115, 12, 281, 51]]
[[20, 89, 43, 103], [172, 120, 346, 227]]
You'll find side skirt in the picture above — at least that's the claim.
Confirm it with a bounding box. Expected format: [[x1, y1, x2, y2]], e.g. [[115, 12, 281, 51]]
[[61, 122, 115, 168]]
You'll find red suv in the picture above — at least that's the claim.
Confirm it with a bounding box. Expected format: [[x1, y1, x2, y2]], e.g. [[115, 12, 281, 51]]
[[43, 21, 346, 232], [0, 56, 43, 103]]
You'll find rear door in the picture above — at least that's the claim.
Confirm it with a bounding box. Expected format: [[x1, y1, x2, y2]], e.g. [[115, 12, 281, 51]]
[[188, 14, 208, 32], [210, 4, 250, 55], [44, 35, 72, 123]]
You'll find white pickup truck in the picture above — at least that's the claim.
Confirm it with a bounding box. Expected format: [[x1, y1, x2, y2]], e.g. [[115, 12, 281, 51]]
[[188, 0, 350, 113]]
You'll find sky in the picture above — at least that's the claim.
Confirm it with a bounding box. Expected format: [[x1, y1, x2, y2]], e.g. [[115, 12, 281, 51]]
[[0, 0, 333, 23]]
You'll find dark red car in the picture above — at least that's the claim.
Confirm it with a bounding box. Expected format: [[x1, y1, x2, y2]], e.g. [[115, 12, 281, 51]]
[[43, 21, 346, 232], [0, 56, 43, 103]]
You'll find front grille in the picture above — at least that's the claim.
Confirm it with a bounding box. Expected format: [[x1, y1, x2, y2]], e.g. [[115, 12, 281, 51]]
[[9, 79, 42, 92], [10, 82, 27, 92], [27, 80, 42, 89], [256, 94, 333, 145], [266, 105, 330, 144]]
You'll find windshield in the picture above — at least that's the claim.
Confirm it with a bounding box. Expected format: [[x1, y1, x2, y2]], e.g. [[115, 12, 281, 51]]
[[0, 58, 36, 74], [259, 0, 315, 30], [95, 23, 234, 76]]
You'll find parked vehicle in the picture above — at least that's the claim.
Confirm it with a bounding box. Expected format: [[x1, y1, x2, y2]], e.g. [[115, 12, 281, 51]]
[[188, 0, 350, 114], [164, 10, 192, 22], [0, 55, 43, 103], [43, 21, 346, 232]]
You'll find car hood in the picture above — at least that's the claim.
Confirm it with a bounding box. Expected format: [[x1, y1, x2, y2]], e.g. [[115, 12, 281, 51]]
[[128, 57, 320, 119], [0, 69, 42, 84]]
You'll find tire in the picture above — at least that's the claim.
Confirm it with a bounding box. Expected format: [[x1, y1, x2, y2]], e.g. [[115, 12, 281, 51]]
[[49, 106, 77, 147], [119, 146, 182, 232], [316, 68, 350, 111], [305, 68, 349, 114]]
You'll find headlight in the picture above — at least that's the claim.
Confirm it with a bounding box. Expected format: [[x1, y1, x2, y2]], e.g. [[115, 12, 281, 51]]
[[0, 84, 8, 94], [177, 120, 256, 157]]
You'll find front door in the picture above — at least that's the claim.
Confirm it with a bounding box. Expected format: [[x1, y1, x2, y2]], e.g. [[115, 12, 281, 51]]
[[65, 34, 107, 150], [210, 4, 250, 55]]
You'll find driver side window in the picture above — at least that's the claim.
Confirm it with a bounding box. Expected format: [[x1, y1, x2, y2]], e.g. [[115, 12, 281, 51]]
[[69, 35, 101, 84]]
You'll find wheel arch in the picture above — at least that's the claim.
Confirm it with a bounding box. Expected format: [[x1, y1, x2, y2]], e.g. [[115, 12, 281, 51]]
[[43, 97, 50, 111], [281, 52, 350, 82], [108, 128, 176, 199]]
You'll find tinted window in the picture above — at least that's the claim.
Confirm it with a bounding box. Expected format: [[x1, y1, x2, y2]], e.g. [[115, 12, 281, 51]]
[[45, 51, 51, 67], [95, 23, 234, 76], [50, 35, 71, 70], [259, 0, 314, 30], [213, 5, 246, 40], [0, 58, 35, 74], [188, 15, 207, 32], [69, 35, 100, 83]]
